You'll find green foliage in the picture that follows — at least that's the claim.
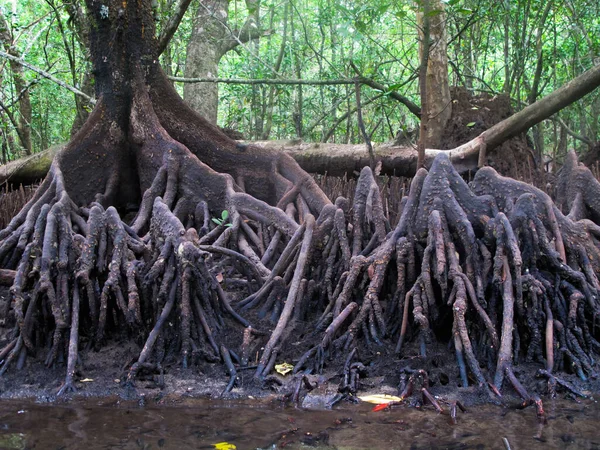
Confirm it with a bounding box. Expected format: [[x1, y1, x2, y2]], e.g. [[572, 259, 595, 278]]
[[212, 210, 232, 227], [0, 0, 88, 160], [0, 0, 598, 164]]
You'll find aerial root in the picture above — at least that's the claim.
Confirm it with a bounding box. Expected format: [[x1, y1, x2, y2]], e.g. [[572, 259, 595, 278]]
[[3, 147, 600, 409], [220, 344, 238, 395], [288, 152, 600, 412], [255, 214, 315, 378]]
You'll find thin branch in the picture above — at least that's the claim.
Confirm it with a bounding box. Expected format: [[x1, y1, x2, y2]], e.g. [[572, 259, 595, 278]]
[[556, 117, 594, 147], [220, 0, 267, 54], [198, 1, 279, 77], [0, 50, 96, 105], [5, 78, 40, 110], [447, 5, 479, 46], [348, 62, 421, 118], [323, 92, 386, 142], [304, 90, 353, 136], [357, 75, 421, 119], [0, 99, 23, 140], [169, 76, 359, 85], [169, 74, 421, 118], [289, 0, 344, 78], [156, 0, 194, 56]]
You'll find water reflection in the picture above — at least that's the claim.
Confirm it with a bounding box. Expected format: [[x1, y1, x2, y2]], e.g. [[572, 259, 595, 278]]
[[0, 397, 598, 449]]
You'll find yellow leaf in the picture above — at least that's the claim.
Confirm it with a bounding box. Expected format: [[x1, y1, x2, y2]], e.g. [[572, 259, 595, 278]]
[[357, 394, 403, 404], [80, 378, 94, 383], [214, 443, 236, 450], [275, 362, 294, 376]]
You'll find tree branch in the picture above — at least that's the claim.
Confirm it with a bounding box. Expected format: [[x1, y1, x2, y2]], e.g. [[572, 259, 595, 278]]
[[0, 50, 96, 105], [556, 117, 594, 147], [358, 74, 421, 118], [349, 63, 421, 118], [220, 0, 264, 54], [354, 81, 375, 169], [156, 0, 194, 56], [4, 63, 600, 184], [169, 74, 421, 117], [169, 76, 359, 85]]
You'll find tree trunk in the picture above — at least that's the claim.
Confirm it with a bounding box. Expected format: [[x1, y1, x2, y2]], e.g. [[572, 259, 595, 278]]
[[183, 0, 229, 124], [417, 0, 452, 149], [183, 0, 261, 124], [64, 1, 94, 136], [0, 0, 329, 390]]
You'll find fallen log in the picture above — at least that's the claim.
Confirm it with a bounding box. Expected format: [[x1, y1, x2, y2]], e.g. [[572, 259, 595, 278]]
[[0, 144, 63, 187]]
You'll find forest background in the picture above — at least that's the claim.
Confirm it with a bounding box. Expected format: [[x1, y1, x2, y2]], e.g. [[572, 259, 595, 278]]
[[0, 0, 598, 170]]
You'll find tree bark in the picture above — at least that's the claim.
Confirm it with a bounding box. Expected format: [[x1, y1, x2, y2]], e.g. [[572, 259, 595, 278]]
[[0, 143, 64, 187], [416, 0, 430, 168], [0, 268, 15, 286], [0, 0, 332, 385]]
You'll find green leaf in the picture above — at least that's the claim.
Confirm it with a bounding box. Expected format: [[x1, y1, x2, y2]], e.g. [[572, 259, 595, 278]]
[[212, 218, 222, 225], [426, 9, 443, 17], [221, 210, 229, 221], [466, 122, 476, 127]]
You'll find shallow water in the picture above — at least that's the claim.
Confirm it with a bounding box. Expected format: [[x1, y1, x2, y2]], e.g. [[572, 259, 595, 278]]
[[0, 396, 598, 449]]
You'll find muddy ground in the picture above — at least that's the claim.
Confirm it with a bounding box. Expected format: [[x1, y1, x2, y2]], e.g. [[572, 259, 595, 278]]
[[1, 283, 598, 415]]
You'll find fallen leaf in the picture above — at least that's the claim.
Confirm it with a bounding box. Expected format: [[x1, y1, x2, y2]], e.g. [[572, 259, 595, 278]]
[[216, 273, 224, 283], [80, 378, 94, 382], [214, 443, 236, 450], [358, 394, 403, 404], [372, 403, 390, 412], [275, 362, 294, 376]]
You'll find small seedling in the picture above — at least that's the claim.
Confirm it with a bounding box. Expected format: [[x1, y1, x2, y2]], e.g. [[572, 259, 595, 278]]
[[212, 210, 232, 227]]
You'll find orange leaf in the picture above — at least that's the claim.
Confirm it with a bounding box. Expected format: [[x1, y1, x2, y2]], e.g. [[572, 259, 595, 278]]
[[372, 403, 389, 412]]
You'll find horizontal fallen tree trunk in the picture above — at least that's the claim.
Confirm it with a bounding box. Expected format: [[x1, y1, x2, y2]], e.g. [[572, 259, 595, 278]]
[[1, 62, 600, 184], [0, 141, 429, 182], [254, 141, 424, 177], [0, 144, 63, 187]]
